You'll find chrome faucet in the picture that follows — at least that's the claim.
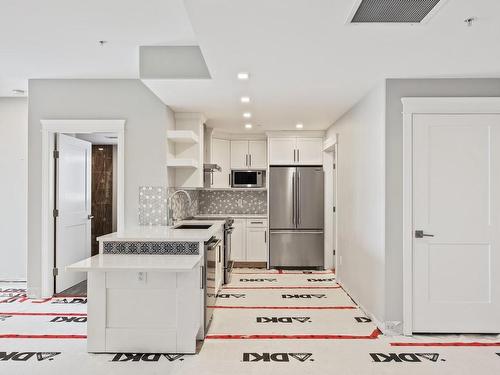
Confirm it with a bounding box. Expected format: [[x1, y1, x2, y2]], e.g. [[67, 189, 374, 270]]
[[167, 189, 192, 226]]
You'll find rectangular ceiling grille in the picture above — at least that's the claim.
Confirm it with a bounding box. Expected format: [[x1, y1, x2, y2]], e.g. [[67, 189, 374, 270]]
[[351, 0, 442, 23]]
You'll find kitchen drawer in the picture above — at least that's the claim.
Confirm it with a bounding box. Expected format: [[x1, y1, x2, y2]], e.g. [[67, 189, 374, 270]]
[[106, 271, 176, 289], [246, 218, 268, 228]]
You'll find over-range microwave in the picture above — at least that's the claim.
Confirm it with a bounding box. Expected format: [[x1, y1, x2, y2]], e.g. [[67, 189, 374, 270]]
[[231, 170, 265, 188]]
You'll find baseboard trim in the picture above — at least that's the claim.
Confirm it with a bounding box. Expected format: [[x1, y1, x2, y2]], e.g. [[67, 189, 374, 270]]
[[233, 262, 267, 268], [337, 281, 402, 336]]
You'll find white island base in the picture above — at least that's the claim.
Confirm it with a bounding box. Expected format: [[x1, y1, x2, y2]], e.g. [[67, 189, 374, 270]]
[[68, 254, 202, 354]]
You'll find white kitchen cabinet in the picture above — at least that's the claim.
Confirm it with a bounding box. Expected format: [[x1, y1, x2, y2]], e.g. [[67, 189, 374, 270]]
[[295, 138, 323, 165], [231, 140, 267, 169], [230, 140, 249, 169], [268, 137, 323, 165], [269, 138, 296, 165], [245, 219, 268, 262], [230, 219, 246, 261], [248, 140, 267, 169], [211, 138, 231, 188]]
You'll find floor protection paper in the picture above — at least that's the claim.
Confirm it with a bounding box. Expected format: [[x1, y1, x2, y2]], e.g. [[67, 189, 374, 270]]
[[207, 307, 377, 338], [214, 288, 355, 308], [226, 273, 337, 288]]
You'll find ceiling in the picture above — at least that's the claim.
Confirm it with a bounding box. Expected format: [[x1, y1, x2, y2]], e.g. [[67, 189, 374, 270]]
[[2, 0, 500, 132]]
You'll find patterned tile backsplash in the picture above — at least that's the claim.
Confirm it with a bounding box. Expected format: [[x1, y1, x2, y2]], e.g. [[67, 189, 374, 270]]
[[138, 186, 198, 226], [138, 187, 267, 225], [198, 190, 267, 215]]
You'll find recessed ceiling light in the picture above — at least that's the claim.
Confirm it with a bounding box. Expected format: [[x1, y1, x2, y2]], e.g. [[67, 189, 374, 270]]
[[296, 123, 304, 129], [98, 40, 108, 46], [245, 124, 253, 129], [237, 72, 250, 80], [240, 96, 250, 103], [12, 89, 25, 95], [243, 112, 252, 119]]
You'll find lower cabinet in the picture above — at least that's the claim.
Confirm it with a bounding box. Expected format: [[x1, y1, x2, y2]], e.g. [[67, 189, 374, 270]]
[[231, 219, 247, 261], [231, 218, 268, 263]]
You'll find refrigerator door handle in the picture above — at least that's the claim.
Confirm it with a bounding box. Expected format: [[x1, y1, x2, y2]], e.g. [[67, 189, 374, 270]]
[[292, 171, 294, 225], [297, 171, 301, 225]]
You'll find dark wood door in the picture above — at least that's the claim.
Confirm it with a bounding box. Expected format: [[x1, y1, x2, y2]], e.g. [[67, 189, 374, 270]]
[[91, 145, 113, 256]]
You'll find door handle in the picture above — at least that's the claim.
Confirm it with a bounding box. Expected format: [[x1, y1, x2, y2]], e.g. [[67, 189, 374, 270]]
[[292, 173, 295, 224], [88, 215, 94, 220], [297, 171, 300, 224], [415, 230, 434, 238]]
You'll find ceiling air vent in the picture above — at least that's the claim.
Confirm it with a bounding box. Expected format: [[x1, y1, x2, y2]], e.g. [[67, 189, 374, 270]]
[[348, 0, 447, 24]]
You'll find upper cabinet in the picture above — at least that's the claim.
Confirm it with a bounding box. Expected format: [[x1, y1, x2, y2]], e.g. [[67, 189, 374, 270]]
[[230, 140, 267, 170], [268, 137, 323, 165], [230, 140, 249, 169], [211, 138, 231, 188]]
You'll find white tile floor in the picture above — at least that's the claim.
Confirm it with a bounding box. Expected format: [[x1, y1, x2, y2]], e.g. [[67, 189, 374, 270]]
[[0, 270, 499, 374]]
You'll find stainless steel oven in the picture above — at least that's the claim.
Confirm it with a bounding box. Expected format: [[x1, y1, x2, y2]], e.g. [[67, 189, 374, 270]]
[[231, 170, 265, 188], [203, 236, 220, 336]]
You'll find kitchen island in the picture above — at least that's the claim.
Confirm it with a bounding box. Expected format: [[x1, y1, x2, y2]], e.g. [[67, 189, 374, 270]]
[[67, 220, 225, 354]]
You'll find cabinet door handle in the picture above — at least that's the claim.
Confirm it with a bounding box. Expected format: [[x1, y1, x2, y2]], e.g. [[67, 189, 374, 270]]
[[297, 149, 300, 162], [264, 230, 267, 243], [293, 149, 296, 162], [250, 221, 263, 224], [245, 154, 248, 167], [200, 266, 204, 289], [249, 154, 252, 166]]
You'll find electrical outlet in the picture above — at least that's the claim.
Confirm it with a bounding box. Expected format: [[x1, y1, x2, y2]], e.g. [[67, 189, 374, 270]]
[[138, 272, 147, 283]]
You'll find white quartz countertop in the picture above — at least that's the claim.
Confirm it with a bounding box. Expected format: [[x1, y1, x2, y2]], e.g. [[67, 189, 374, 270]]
[[195, 214, 267, 219], [97, 220, 226, 242], [67, 254, 202, 272]]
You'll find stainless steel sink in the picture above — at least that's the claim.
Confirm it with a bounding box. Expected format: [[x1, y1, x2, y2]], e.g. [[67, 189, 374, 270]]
[[174, 224, 212, 230]]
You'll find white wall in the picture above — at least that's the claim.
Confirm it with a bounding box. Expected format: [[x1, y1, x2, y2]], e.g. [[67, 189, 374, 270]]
[[0, 98, 28, 280], [28, 79, 174, 296], [325, 82, 386, 323], [385, 78, 500, 324]]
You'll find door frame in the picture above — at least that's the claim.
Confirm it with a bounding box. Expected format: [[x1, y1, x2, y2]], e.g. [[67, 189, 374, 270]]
[[401, 97, 500, 335], [40, 119, 125, 298], [322, 135, 337, 273]]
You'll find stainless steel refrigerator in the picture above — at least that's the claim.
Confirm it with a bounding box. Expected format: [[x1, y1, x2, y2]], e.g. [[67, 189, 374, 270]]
[[269, 166, 324, 268]]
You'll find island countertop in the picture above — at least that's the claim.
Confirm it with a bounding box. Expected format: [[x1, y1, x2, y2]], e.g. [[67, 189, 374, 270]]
[[67, 253, 202, 272], [97, 220, 226, 243]]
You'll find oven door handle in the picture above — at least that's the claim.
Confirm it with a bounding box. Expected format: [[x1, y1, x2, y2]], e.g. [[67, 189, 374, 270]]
[[207, 239, 222, 251]]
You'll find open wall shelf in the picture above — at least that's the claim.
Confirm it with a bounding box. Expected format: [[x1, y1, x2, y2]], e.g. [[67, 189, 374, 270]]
[[167, 130, 199, 144]]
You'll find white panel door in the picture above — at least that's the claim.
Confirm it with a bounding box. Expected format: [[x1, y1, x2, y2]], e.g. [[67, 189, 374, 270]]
[[211, 138, 231, 188], [296, 138, 323, 165], [230, 140, 249, 169], [55, 134, 92, 293], [230, 219, 246, 261], [413, 114, 500, 333], [248, 140, 267, 169], [269, 138, 295, 165], [246, 227, 267, 262]]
